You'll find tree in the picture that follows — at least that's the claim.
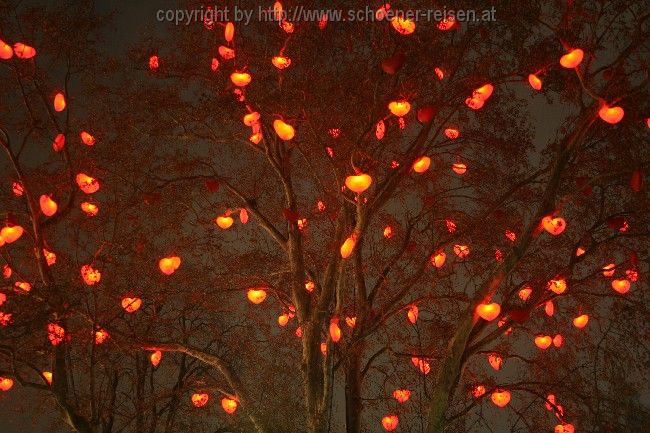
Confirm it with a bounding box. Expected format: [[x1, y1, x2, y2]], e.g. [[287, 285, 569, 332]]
[[1, 1, 649, 433]]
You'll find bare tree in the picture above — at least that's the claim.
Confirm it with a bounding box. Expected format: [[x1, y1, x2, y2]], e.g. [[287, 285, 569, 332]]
[[1, 1, 648, 433]]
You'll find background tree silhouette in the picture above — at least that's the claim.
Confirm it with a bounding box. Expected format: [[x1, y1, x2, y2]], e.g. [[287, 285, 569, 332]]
[[1, 1, 649, 433]]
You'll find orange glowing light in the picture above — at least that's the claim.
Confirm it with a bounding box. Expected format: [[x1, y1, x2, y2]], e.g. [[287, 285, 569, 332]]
[[491, 389, 511, 407], [598, 105, 624, 124], [413, 156, 431, 173], [39, 194, 58, 217], [559, 48, 584, 68], [81, 264, 101, 286], [151, 351, 162, 367], [221, 397, 238, 414], [345, 173, 372, 193], [431, 251, 447, 268], [216, 215, 234, 229], [388, 100, 411, 117], [121, 297, 142, 313], [54, 92, 66, 112], [80, 131, 96, 146], [534, 335, 552, 349], [247, 288, 267, 304], [76, 173, 100, 194], [381, 415, 399, 431], [230, 72, 252, 87], [81, 202, 99, 216], [528, 74, 542, 90], [159, 256, 181, 275], [542, 215, 566, 235], [476, 302, 501, 321], [192, 393, 209, 408], [273, 119, 295, 140], [573, 314, 589, 329], [393, 389, 411, 403], [271, 55, 292, 69]]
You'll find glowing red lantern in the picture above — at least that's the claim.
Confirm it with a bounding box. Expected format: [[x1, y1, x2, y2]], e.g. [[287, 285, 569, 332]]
[[340, 235, 356, 258], [542, 215, 566, 235], [388, 100, 411, 117], [547, 278, 567, 294], [53, 134, 65, 152], [221, 397, 238, 414], [488, 353, 503, 370], [192, 393, 209, 407], [528, 73, 542, 90], [0, 39, 13, 59], [534, 335, 552, 349], [224, 22, 235, 42], [247, 288, 267, 304], [345, 173, 372, 193], [13, 42, 36, 59], [453, 244, 470, 258], [560, 48, 584, 68], [230, 72, 251, 87], [1, 225, 24, 243], [437, 17, 456, 30], [218, 46, 235, 59], [159, 256, 181, 275], [598, 104, 624, 124], [445, 127, 460, 139], [15, 281, 31, 292], [48, 323, 65, 346], [43, 249, 56, 266], [611, 279, 630, 294], [0, 377, 13, 391], [381, 415, 399, 431], [602, 263, 616, 277], [413, 156, 431, 173], [452, 163, 467, 174], [80, 131, 96, 146], [518, 286, 532, 301], [555, 423, 575, 433], [393, 389, 411, 403], [573, 314, 588, 329], [273, 119, 295, 140], [81, 202, 99, 216], [121, 297, 142, 313], [94, 328, 109, 344], [39, 195, 58, 217], [491, 389, 511, 407], [148, 55, 159, 70], [472, 385, 486, 398], [76, 173, 100, 193], [545, 300, 555, 316], [476, 302, 501, 321], [329, 317, 341, 342], [215, 215, 234, 229], [272, 55, 291, 69], [54, 92, 66, 112], [81, 264, 101, 286], [407, 305, 418, 324], [430, 251, 446, 268], [391, 17, 415, 35], [150, 351, 162, 367]]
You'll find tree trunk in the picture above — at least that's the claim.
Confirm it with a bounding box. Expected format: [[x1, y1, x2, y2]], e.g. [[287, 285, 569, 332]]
[[302, 320, 326, 433], [344, 344, 364, 433], [424, 315, 474, 433]]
